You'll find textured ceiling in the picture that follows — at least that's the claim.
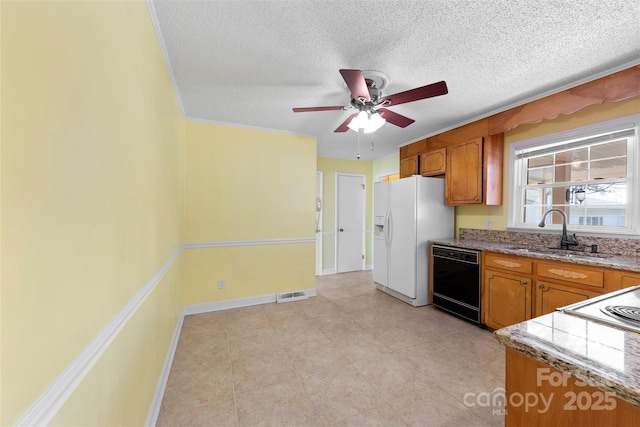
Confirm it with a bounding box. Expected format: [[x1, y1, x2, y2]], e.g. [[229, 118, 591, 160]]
[[149, 0, 640, 161]]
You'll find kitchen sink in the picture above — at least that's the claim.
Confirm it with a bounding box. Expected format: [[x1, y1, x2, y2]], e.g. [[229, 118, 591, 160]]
[[504, 246, 614, 259]]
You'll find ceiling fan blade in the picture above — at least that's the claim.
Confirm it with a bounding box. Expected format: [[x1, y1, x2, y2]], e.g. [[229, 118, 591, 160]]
[[292, 106, 347, 113], [339, 69, 371, 104], [378, 81, 448, 107], [334, 113, 358, 132], [377, 108, 415, 128]]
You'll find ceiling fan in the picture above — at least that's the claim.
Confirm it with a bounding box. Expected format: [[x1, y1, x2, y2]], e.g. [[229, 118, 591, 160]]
[[293, 69, 448, 133]]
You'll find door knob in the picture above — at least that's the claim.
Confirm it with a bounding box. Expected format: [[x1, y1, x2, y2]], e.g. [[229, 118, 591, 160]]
[[339, 228, 344, 232]]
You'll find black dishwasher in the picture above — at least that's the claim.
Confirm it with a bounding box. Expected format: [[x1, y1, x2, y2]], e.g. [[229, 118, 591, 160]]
[[432, 245, 482, 324]]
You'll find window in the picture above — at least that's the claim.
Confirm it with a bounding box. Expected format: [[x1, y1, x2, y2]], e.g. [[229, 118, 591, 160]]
[[382, 173, 400, 182], [508, 115, 639, 235]]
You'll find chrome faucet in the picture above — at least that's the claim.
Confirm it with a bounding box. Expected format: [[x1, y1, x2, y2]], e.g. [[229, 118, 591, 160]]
[[538, 209, 579, 250]]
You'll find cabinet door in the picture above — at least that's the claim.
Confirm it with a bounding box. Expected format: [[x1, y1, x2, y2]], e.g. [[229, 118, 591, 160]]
[[420, 147, 446, 176], [400, 155, 419, 178], [445, 138, 482, 205], [534, 281, 601, 317], [621, 272, 640, 289], [482, 269, 531, 329]]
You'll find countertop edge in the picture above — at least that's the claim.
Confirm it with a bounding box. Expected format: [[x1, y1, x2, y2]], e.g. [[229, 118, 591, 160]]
[[494, 316, 640, 408], [430, 239, 640, 273]]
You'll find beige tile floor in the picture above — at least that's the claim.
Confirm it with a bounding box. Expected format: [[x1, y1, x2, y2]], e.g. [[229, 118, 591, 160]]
[[157, 271, 505, 426]]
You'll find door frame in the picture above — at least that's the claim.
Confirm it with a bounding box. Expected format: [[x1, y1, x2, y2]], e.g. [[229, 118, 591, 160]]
[[335, 172, 366, 273], [315, 171, 323, 276]]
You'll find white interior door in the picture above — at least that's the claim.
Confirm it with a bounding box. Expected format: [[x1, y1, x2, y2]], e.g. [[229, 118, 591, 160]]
[[336, 173, 365, 273]]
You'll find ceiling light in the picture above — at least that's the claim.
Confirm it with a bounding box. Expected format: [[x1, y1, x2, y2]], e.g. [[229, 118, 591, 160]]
[[363, 112, 386, 133], [347, 111, 368, 132], [347, 111, 386, 133]]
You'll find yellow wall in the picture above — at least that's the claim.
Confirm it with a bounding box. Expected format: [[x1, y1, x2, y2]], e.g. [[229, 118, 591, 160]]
[[50, 261, 183, 426], [455, 96, 640, 235], [184, 121, 317, 303], [1, 1, 184, 425], [316, 157, 374, 271]]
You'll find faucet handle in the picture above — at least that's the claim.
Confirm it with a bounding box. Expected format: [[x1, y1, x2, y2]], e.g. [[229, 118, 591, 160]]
[[569, 233, 579, 246]]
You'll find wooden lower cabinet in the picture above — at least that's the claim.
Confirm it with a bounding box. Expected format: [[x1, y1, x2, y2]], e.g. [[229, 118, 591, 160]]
[[534, 280, 602, 317], [505, 348, 640, 426], [536, 261, 604, 289], [483, 269, 531, 330], [480, 251, 628, 329], [621, 272, 640, 289]]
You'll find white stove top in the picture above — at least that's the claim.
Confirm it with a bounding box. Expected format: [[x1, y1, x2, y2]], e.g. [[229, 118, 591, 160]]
[[558, 286, 640, 334]]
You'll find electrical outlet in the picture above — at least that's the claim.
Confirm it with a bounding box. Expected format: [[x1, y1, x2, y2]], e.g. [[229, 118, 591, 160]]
[[218, 279, 225, 289], [485, 218, 493, 229]]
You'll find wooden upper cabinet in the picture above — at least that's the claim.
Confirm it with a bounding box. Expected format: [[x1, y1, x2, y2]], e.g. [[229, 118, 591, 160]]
[[420, 147, 446, 176], [399, 133, 503, 205], [445, 138, 483, 205], [399, 155, 419, 178]]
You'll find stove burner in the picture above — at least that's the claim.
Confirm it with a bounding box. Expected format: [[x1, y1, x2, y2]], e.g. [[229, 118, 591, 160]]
[[601, 305, 640, 324]]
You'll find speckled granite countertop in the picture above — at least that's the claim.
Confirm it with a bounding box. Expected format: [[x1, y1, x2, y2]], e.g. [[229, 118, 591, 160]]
[[431, 237, 640, 273], [493, 312, 640, 407]]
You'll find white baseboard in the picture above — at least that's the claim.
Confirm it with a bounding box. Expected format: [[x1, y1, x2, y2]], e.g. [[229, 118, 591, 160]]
[[182, 288, 317, 315], [145, 312, 184, 427], [182, 293, 275, 315], [321, 267, 373, 275]]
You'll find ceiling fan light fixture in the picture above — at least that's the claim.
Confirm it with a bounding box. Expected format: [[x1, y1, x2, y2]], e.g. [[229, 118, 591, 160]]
[[347, 111, 368, 132], [363, 112, 386, 133], [347, 110, 386, 133]]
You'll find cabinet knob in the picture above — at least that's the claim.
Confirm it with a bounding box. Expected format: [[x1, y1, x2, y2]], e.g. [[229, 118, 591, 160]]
[[521, 281, 528, 285], [475, 197, 480, 201], [539, 285, 544, 289]]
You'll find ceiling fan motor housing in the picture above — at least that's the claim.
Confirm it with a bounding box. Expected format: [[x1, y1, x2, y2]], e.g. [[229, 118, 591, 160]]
[[366, 84, 381, 103]]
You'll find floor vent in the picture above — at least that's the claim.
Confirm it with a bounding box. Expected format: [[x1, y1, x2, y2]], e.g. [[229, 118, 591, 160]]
[[276, 290, 309, 303]]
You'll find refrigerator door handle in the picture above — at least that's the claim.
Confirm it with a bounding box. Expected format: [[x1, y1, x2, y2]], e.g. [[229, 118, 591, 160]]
[[387, 211, 393, 246], [382, 211, 389, 246], [384, 211, 390, 245]]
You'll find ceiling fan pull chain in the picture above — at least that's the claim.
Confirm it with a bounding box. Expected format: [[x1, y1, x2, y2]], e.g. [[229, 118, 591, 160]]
[[356, 130, 361, 160], [371, 132, 374, 152]]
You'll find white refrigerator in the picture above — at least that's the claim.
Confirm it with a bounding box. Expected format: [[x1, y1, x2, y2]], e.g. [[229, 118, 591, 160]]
[[373, 176, 454, 306]]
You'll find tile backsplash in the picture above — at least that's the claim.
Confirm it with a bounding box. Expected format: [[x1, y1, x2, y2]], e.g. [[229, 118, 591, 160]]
[[459, 228, 640, 258]]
